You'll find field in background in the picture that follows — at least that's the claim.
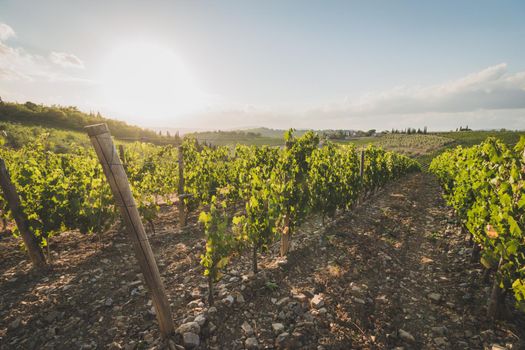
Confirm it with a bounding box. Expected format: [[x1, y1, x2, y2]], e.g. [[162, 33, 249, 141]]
[[416, 131, 525, 169], [183, 130, 285, 147], [1, 111, 522, 168], [336, 131, 524, 170], [0, 122, 91, 151], [436, 130, 524, 147], [185, 130, 524, 172], [336, 134, 453, 156]]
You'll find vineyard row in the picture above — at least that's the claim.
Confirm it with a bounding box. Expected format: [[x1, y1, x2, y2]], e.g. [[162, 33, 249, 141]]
[[430, 137, 525, 317]]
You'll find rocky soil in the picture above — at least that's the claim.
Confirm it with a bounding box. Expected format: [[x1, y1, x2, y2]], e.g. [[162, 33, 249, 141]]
[[0, 173, 523, 349]]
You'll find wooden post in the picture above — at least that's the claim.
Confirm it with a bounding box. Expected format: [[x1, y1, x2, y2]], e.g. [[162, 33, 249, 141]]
[[118, 144, 126, 167], [85, 123, 174, 337], [0, 158, 46, 268], [177, 146, 186, 228], [279, 215, 291, 257]]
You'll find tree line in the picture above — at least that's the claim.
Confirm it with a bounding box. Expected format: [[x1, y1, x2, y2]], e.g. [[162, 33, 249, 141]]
[[0, 99, 181, 145]]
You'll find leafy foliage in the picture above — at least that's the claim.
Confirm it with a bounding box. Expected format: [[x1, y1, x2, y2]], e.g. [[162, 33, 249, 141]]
[[195, 131, 419, 288], [121, 143, 179, 232], [0, 127, 420, 305], [0, 137, 115, 245], [199, 196, 237, 304], [430, 137, 525, 311]]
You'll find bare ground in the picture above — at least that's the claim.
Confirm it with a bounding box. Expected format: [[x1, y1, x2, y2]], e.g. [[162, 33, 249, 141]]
[[0, 173, 523, 349]]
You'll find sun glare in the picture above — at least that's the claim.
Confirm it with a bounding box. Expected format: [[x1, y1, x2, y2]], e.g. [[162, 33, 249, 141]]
[[100, 42, 205, 120]]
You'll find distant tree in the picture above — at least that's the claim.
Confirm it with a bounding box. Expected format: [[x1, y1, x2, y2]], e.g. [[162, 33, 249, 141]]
[[423, 126, 427, 134], [24, 101, 38, 110]]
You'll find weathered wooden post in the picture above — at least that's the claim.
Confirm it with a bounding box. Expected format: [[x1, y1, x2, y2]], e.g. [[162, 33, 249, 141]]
[[85, 123, 174, 337], [177, 146, 186, 228], [0, 158, 47, 268], [118, 144, 126, 167], [487, 257, 505, 319]]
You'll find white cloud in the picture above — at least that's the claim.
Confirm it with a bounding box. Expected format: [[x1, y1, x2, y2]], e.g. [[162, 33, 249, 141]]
[[324, 63, 525, 116], [0, 23, 15, 41], [50, 51, 85, 69], [180, 63, 525, 131], [0, 22, 86, 81], [0, 42, 43, 81]]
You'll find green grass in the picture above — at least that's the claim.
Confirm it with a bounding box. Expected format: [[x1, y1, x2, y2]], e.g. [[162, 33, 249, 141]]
[[336, 133, 453, 155], [0, 101, 180, 145], [0, 122, 91, 152], [436, 131, 524, 147], [186, 131, 284, 147], [0, 122, 141, 153], [334, 136, 378, 147], [417, 131, 525, 170]]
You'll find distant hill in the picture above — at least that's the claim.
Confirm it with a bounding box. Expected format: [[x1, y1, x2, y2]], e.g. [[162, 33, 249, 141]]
[[242, 127, 310, 139], [0, 100, 180, 145], [241, 127, 374, 139]]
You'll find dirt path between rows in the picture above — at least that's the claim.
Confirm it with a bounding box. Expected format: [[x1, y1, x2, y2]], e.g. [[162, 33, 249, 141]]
[[1, 173, 523, 349], [208, 172, 524, 349]]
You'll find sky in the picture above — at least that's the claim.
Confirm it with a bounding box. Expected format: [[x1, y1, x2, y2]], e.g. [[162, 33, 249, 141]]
[[0, 0, 524, 131]]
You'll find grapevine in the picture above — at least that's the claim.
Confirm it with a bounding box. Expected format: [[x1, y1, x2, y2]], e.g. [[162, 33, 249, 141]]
[[430, 137, 525, 314]]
